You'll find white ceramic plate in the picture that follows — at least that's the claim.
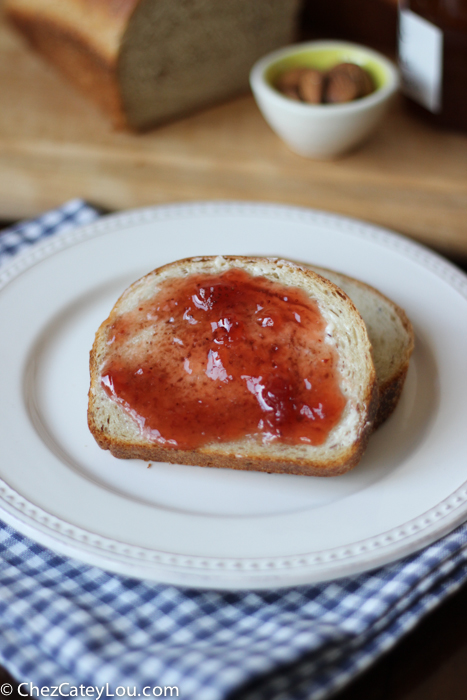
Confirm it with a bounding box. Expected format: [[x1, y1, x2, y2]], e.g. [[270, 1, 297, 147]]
[[1, 202, 467, 589]]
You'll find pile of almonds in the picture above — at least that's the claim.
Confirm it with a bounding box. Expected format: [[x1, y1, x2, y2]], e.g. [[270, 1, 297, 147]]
[[276, 62, 374, 104]]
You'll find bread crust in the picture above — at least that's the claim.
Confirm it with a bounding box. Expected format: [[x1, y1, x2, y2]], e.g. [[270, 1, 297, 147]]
[[88, 256, 379, 476], [374, 365, 410, 430], [88, 423, 377, 477], [4, 0, 137, 59], [5, 6, 129, 127], [310, 266, 414, 429]]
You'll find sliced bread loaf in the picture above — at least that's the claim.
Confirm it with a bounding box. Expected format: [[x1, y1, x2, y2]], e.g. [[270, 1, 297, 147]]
[[5, 0, 300, 130], [88, 256, 378, 476], [309, 266, 414, 428]]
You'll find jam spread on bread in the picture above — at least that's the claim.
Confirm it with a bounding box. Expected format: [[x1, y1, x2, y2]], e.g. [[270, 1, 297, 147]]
[[101, 269, 346, 449]]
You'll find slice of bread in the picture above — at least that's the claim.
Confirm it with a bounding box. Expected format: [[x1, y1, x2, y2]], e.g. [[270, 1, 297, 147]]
[[88, 256, 378, 476], [309, 266, 414, 429]]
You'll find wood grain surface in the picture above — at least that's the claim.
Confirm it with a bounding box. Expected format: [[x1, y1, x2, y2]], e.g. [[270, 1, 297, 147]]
[[1, 11, 467, 257]]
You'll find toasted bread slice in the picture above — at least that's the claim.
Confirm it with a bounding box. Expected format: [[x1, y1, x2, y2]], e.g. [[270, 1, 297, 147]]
[[88, 256, 378, 476], [309, 266, 414, 429]]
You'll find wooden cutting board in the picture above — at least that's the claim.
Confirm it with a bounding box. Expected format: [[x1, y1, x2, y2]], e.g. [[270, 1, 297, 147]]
[[1, 11, 467, 257]]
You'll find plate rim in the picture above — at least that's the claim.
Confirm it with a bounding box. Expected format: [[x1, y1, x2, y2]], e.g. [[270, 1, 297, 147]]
[[2, 200, 467, 589]]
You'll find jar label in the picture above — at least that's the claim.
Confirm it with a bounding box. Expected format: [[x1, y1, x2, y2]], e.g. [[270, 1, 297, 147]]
[[399, 9, 443, 113]]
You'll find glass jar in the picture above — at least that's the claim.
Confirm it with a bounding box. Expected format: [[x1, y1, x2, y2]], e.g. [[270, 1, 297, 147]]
[[398, 0, 467, 131]]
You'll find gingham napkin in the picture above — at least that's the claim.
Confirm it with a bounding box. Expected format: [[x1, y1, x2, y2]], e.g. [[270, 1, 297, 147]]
[[1, 200, 467, 700]]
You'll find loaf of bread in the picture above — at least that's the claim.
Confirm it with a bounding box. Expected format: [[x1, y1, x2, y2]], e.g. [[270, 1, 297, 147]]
[[88, 256, 378, 476], [309, 266, 414, 428], [5, 0, 300, 130]]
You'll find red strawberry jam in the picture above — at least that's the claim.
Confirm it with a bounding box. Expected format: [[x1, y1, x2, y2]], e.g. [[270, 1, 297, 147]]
[[101, 268, 346, 449]]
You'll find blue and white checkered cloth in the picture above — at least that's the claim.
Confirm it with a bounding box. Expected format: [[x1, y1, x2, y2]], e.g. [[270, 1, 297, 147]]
[[2, 200, 467, 700]]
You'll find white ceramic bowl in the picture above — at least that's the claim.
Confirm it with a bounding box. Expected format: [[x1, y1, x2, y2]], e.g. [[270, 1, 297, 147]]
[[250, 40, 399, 159]]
